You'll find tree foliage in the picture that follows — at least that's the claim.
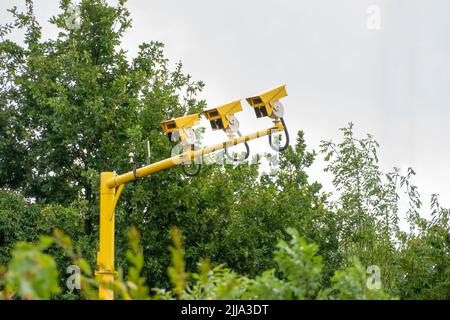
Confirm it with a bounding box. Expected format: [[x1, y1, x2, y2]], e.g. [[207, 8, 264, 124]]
[[0, 227, 394, 300]]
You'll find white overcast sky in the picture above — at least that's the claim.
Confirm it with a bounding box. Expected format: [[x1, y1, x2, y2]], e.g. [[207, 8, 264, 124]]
[[2, 0, 449, 217]]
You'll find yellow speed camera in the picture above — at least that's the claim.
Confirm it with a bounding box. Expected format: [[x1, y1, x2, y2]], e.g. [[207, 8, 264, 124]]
[[203, 100, 243, 132], [160, 113, 200, 133], [160, 113, 200, 144], [246, 85, 287, 119]]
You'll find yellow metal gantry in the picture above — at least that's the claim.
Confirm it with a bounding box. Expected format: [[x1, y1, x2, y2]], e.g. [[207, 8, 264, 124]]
[[96, 86, 288, 299]]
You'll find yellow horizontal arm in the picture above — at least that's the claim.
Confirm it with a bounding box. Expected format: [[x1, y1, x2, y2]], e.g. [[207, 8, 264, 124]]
[[106, 122, 284, 189]]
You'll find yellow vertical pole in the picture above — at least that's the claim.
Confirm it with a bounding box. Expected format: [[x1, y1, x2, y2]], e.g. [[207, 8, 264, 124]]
[[96, 172, 116, 300]]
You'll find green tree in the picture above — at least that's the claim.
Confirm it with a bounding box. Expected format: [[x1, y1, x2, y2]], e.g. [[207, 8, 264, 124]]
[[0, 0, 205, 234], [397, 194, 450, 299], [320, 123, 450, 298], [320, 123, 403, 291]]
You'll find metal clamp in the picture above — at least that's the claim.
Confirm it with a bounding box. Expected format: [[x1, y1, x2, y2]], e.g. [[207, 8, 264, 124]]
[[225, 130, 250, 162], [181, 145, 202, 177], [269, 117, 290, 152]]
